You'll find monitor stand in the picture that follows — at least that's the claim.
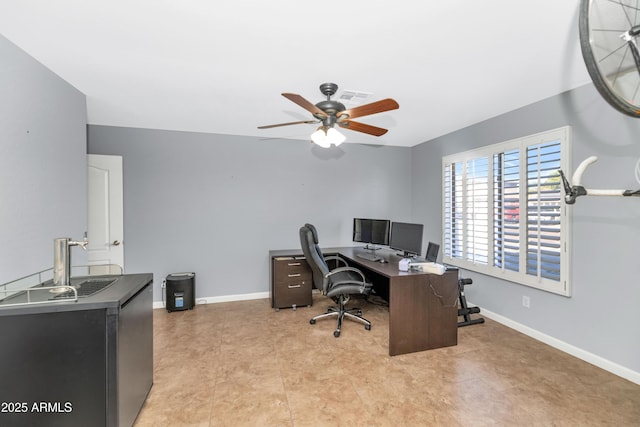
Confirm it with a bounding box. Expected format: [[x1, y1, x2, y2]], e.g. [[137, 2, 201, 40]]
[[396, 251, 419, 259]]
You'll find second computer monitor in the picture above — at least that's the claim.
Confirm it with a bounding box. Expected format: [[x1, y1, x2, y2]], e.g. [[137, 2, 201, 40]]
[[389, 222, 424, 257]]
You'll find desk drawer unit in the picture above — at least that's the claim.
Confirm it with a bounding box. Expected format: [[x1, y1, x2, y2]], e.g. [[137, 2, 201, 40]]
[[271, 257, 312, 310]]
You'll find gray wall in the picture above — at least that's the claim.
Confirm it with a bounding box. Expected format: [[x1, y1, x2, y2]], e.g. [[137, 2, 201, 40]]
[[412, 83, 640, 374], [0, 35, 87, 285], [87, 126, 413, 302]]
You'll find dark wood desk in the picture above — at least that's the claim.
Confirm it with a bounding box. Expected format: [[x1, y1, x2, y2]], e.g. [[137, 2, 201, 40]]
[[269, 247, 459, 356], [334, 247, 458, 356]]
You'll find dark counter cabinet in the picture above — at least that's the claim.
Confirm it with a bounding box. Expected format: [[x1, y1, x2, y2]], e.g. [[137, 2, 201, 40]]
[[0, 273, 153, 427]]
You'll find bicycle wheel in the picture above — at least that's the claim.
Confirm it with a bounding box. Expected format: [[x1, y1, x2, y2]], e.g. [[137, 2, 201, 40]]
[[579, 0, 640, 117]]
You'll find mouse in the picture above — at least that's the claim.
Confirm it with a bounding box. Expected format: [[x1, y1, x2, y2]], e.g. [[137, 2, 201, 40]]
[[378, 258, 388, 263]]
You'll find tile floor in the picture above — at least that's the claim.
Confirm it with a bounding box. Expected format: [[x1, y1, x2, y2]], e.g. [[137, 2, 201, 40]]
[[134, 293, 640, 426]]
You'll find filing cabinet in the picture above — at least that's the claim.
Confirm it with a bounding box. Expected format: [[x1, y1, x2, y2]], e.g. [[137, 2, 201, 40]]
[[271, 256, 312, 311]]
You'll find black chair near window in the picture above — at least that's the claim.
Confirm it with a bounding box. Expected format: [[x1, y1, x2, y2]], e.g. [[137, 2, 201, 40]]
[[299, 223, 372, 337], [457, 277, 485, 327]]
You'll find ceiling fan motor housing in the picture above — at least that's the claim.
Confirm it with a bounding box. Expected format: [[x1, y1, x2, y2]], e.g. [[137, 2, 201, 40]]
[[314, 83, 346, 120], [315, 100, 346, 116]]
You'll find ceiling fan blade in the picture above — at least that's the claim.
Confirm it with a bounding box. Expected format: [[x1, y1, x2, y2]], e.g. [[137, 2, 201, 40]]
[[257, 120, 317, 129], [337, 98, 399, 120], [282, 93, 327, 118], [338, 120, 388, 137]]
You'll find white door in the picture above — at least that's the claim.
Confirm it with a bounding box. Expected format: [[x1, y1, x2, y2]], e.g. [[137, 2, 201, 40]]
[[88, 154, 124, 273]]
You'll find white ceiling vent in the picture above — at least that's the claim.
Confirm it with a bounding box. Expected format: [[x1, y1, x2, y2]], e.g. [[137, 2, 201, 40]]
[[337, 90, 373, 106]]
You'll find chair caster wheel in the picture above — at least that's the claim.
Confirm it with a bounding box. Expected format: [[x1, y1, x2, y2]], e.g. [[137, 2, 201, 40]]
[[310, 319, 316, 325], [365, 325, 371, 331], [334, 330, 340, 338]]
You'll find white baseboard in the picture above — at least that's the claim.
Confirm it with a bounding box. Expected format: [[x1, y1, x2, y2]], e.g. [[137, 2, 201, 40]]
[[479, 307, 640, 386], [152, 291, 269, 310]]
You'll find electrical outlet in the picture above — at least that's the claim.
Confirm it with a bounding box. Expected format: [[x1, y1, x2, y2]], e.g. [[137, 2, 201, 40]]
[[522, 295, 530, 308]]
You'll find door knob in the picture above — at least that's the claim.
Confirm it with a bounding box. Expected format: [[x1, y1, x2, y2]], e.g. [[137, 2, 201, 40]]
[[112, 240, 121, 246]]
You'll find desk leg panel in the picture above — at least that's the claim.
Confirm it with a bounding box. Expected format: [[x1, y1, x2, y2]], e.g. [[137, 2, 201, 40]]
[[425, 271, 459, 350], [388, 272, 458, 356], [388, 275, 430, 356]]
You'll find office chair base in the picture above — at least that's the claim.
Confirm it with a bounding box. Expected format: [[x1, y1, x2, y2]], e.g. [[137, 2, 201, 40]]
[[310, 305, 371, 337]]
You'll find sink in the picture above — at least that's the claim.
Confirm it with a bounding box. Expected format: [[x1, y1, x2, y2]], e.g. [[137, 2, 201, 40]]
[[75, 279, 118, 296], [51, 278, 118, 299]]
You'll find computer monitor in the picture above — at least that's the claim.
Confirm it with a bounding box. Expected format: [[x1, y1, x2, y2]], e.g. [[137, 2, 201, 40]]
[[389, 222, 424, 257], [352, 218, 390, 249], [425, 242, 440, 262]]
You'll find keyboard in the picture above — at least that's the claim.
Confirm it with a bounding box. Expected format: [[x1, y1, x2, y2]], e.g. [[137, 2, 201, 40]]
[[356, 252, 382, 262]]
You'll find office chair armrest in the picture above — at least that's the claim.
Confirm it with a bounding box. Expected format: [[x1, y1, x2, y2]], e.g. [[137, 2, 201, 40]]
[[323, 255, 348, 267], [324, 266, 367, 283]]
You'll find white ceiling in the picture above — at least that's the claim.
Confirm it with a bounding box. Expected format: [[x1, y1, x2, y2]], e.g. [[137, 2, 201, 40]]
[[1, 1, 591, 147]]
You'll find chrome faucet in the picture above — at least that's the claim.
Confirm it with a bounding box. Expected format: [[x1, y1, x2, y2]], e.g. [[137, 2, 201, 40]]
[[53, 237, 88, 286]]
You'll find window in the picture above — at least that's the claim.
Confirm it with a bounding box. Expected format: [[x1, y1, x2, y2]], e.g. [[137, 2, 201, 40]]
[[442, 127, 571, 296]]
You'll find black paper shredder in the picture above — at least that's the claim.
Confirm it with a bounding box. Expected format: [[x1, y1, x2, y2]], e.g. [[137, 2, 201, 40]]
[[165, 272, 195, 312]]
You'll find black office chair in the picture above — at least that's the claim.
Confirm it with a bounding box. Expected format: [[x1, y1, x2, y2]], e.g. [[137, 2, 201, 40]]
[[299, 224, 372, 337]]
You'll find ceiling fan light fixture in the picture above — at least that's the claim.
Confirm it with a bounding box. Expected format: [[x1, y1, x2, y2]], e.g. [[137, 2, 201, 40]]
[[311, 127, 345, 148], [311, 128, 331, 148]]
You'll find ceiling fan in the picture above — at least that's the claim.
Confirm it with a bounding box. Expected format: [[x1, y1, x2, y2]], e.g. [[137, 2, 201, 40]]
[[258, 83, 399, 147]]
